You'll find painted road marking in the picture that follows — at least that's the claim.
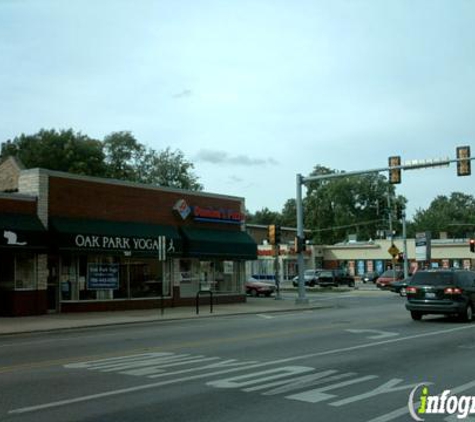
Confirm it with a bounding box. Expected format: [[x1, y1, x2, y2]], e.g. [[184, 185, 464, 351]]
[[346, 329, 399, 340], [256, 314, 274, 319], [9, 323, 475, 415]]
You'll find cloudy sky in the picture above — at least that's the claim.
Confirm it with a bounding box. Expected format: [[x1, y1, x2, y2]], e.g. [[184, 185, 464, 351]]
[[1, 0, 474, 219]]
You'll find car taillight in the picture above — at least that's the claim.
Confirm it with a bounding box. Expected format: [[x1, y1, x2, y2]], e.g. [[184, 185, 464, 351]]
[[444, 287, 463, 295], [406, 286, 417, 294]]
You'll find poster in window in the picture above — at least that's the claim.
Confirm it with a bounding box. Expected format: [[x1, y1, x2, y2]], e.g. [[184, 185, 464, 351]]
[[87, 264, 120, 290]]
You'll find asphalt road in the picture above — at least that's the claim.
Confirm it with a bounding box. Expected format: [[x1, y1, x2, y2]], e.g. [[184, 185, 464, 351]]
[[2, 289, 475, 422]]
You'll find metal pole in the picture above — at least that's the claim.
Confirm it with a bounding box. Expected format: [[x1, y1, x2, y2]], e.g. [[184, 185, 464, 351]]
[[402, 211, 409, 279], [274, 242, 282, 300], [296, 174, 309, 304], [387, 189, 396, 277]]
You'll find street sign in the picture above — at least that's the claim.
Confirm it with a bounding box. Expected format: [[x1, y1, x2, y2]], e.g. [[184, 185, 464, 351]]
[[388, 244, 399, 257]]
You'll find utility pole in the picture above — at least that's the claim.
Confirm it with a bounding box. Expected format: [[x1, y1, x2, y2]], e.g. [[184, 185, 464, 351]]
[[296, 174, 308, 304], [402, 210, 409, 279], [294, 148, 474, 304]]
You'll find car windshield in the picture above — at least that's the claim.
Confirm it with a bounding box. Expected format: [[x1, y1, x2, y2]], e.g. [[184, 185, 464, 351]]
[[411, 272, 455, 286], [304, 270, 318, 276], [318, 271, 333, 277]]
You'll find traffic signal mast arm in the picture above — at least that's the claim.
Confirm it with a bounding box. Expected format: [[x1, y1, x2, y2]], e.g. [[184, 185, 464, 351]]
[[295, 146, 472, 305], [301, 153, 472, 184]]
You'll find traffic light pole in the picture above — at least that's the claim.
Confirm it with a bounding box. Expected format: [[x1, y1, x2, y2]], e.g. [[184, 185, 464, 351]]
[[296, 174, 308, 304], [294, 150, 475, 304], [402, 211, 409, 279]]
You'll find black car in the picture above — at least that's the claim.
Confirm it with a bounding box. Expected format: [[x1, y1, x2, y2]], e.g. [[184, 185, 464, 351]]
[[317, 269, 355, 288], [361, 271, 380, 283], [405, 269, 475, 321], [389, 276, 411, 297]]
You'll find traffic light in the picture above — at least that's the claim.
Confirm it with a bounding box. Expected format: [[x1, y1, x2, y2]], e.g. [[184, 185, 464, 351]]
[[470, 239, 475, 253], [395, 205, 404, 220], [268, 224, 276, 245], [456, 146, 471, 176], [388, 156, 401, 184], [268, 224, 282, 245], [274, 225, 282, 244], [294, 236, 306, 253], [397, 252, 404, 263]]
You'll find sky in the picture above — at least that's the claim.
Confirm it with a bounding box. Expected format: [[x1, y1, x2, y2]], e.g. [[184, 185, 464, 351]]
[[1, 0, 475, 220]]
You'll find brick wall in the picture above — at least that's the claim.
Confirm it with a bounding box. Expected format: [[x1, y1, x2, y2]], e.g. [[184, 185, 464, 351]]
[[48, 174, 244, 231], [0, 195, 37, 214]]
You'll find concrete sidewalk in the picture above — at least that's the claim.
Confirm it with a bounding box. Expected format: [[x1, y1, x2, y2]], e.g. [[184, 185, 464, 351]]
[[0, 296, 331, 336]]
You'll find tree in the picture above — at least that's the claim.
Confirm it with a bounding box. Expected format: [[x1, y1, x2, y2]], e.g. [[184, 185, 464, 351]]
[[304, 165, 405, 244], [246, 207, 282, 225], [2, 129, 203, 191], [280, 199, 297, 227], [141, 147, 203, 191], [1, 129, 106, 176], [103, 131, 146, 182], [412, 192, 475, 238]]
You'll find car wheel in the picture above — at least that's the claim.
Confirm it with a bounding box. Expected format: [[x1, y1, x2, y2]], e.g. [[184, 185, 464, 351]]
[[460, 304, 473, 322], [264, 292, 272, 297], [349, 280, 355, 288], [399, 287, 407, 297], [250, 289, 258, 297], [411, 311, 423, 321]]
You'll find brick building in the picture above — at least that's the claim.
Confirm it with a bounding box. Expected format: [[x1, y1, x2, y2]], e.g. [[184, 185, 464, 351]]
[[0, 159, 257, 316]]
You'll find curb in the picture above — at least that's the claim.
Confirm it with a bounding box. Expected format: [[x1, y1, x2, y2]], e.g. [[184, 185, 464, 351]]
[[0, 303, 334, 337]]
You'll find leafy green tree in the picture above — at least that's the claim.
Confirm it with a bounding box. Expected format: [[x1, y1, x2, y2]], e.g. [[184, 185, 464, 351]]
[[280, 199, 297, 227], [412, 192, 475, 238], [141, 147, 202, 190], [304, 165, 405, 244], [1, 129, 106, 176], [103, 132, 202, 190], [246, 207, 282, 225], [103, 131, 146, 182], [2, 129, 203, 191]]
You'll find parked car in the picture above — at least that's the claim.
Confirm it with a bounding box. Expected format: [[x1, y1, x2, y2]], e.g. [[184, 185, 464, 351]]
[[245, 278, 276, 297], [376, 270, 404, 289], [292, 269, 322, 287], [317, 269, 355, 288], [361, 271, 380, 283], [389, 276, 412, 297], [405, 269, 475, 321]]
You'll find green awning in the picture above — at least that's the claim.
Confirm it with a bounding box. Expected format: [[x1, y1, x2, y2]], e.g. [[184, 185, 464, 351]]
[[50, 217, 182, 256], [0, 213, 46, 249], [181, 227, 257, 260]]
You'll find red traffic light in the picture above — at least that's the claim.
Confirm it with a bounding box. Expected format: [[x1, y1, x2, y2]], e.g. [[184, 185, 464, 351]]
[[470, 239, 475, 253]]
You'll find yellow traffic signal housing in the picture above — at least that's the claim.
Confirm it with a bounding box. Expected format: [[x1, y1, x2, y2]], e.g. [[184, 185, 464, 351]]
[[457, 146, 471, 176], [268, 224, 281, 245], [388, 156, 401, 184]]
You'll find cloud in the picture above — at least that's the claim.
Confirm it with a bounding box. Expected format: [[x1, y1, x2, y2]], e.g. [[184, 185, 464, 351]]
[[172, 89, 192, 99], [195, 149, 278, 166], [228, 175, 244, 183]]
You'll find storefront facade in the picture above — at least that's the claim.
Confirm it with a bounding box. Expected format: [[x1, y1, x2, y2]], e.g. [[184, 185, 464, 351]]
[[0, 163, 257, 316], [0, 194, 48, 316]]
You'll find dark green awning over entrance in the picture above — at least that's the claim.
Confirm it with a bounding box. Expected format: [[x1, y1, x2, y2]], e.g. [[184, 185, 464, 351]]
[[181, 227, 257, 260], [0, 213, 46, 249], [50, 217, 182, 256]]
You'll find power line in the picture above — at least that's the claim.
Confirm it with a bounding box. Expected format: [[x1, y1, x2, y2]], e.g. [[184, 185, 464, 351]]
[[311, 218, 385, 233]]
